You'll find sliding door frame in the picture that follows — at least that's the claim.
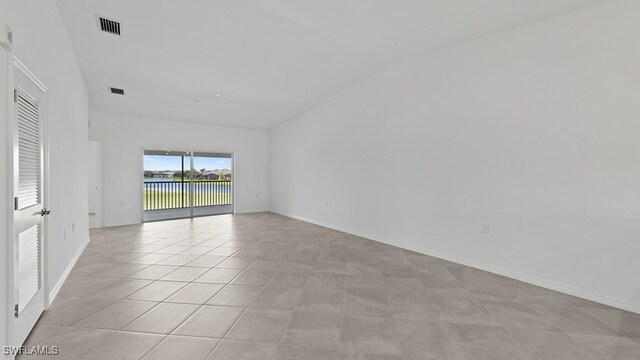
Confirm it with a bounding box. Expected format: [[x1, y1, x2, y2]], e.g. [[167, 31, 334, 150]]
[[140, 147, 235, 222]]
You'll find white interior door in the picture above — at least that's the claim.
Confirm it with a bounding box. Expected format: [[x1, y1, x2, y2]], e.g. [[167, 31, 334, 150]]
[[10, 62, 48, 347]]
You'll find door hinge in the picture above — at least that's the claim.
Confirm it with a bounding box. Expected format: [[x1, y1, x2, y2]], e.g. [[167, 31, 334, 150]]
[[14, 197, 18, 210], [13, 89, 18, 103], [14, 304, 19, 318]]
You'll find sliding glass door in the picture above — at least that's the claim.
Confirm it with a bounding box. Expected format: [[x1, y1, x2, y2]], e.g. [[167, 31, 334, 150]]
[[143, 150, 233, 222]]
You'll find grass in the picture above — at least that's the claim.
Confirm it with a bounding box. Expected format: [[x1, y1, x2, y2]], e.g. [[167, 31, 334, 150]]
[[144, 189, 232, 211]]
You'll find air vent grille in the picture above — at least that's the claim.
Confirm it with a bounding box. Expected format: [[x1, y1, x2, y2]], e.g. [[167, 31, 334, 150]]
[[98, 16, 121, 35], [110, 87, 125, 95]]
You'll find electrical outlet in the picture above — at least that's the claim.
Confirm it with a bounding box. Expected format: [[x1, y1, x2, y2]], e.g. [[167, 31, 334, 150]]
[[480, 224, 490, 234]]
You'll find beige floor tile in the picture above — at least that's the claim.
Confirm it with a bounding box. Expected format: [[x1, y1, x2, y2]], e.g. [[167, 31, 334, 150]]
[[338, 350, 402, 360], [251, 286, 303, 310], [247, 259, 286, 271], [387, 293, 438, 322], [88, 331, 165, 360], [71, 262, 121, 276], [141, 335, 219, 360], [154, 245, 192, 254], [274, 344, 338, 360], [276, 260, 311, 273], [47, 295, 81, 310], [426, 289, 501, 326], [206, 339, 277, 360], [207, 285, 262, 307], [482, 300, 556, 330], [128, 265, 180, 280], [195, 268, 242, 284], [206, 247, 240, 256], [93, 263, 149, 278], [187, 255, 229, 267], [123, 303, 199, 334], [126, 281, 188, 301], [580, 308, 640, 337], [449, 323, 602, 360], [346, 262, 381, 276], [166, 283, 224, 304], [157, 254, 201, 266], [232, 248, 265, 258], [35, 327, 115, 360], [538, 306, 619, 336], [173, 305, 244, 338], [340, 317, 402, 356], [75, 300, 156, 330], [281, 310, 341, 349], [230, 270, 276, 286], [90, 278, 153, 299], [567, 332, 640, 360], [129, 253, 172, 265], [306, 273, 345, 292], [344, 275, 386, 291], [57, 276, 117, 297], [394, 319, 468, 359], [160, 266, 209, 282], [216, 257, 255, 270], [39, 297, 116, 326], [225, 308, 292, 342], [268, 271, 312, 288], [180, 246, 217, 255], [22, 324, 70, 347], [297, 290, 343, 313], [343, 288, 391, 319]]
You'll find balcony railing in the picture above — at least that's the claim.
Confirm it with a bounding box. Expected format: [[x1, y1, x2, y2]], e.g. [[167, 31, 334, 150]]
[[144, 180, 232, 211]]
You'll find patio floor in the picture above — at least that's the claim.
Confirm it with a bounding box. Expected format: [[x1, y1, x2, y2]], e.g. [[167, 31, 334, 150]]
[[144, 205, 233, 222]]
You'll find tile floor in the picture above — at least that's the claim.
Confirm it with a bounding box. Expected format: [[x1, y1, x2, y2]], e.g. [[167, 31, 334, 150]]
[[21, 213, 640, 360]]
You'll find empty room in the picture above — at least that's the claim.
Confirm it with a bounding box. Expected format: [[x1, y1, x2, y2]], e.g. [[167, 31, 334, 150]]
[[1, 0, 640, 359]]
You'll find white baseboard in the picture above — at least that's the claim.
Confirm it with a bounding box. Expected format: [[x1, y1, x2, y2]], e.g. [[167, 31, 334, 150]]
[[271, 210, 640, 314], [47, 236, 90, 308], [234, 209, 269, 214]]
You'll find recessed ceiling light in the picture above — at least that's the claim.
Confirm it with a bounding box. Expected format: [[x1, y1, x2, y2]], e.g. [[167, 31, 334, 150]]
[[215, 93, 222, 97]]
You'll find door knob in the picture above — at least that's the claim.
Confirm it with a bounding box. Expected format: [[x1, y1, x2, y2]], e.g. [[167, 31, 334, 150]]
[[40, 208, 51, 216]]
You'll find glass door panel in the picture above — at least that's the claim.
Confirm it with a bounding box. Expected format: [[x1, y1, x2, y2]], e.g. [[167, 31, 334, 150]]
[[143, 150, 233, 221], [192, 152, 233, 217]]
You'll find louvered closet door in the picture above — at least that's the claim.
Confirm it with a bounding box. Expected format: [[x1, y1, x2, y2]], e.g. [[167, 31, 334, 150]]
[[12, 64, 47, 348]]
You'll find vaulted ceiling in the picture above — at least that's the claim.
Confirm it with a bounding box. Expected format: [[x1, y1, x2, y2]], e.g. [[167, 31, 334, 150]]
[[56, 0, 605, 130]]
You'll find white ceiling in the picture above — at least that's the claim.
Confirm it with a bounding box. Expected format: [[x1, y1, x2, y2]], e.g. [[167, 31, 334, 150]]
[[55, 0, 605, 130]]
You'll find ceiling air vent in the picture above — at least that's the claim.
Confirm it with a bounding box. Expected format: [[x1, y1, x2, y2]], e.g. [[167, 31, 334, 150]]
[[110, 87, 125, 95], [97, 16, 121, 36]]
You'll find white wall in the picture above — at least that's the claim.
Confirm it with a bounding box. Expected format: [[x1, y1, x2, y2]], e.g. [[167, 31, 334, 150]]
[[1, 0, 90, 347], [89, 110, 269, 227], [270, 0, 640, 313]]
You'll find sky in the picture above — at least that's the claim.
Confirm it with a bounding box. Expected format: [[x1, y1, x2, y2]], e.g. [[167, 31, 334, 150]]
[[144, 155, 232, 171]]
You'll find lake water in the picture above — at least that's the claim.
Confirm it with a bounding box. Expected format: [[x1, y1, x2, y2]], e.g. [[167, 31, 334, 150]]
[[144, 179, 231, 193]]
